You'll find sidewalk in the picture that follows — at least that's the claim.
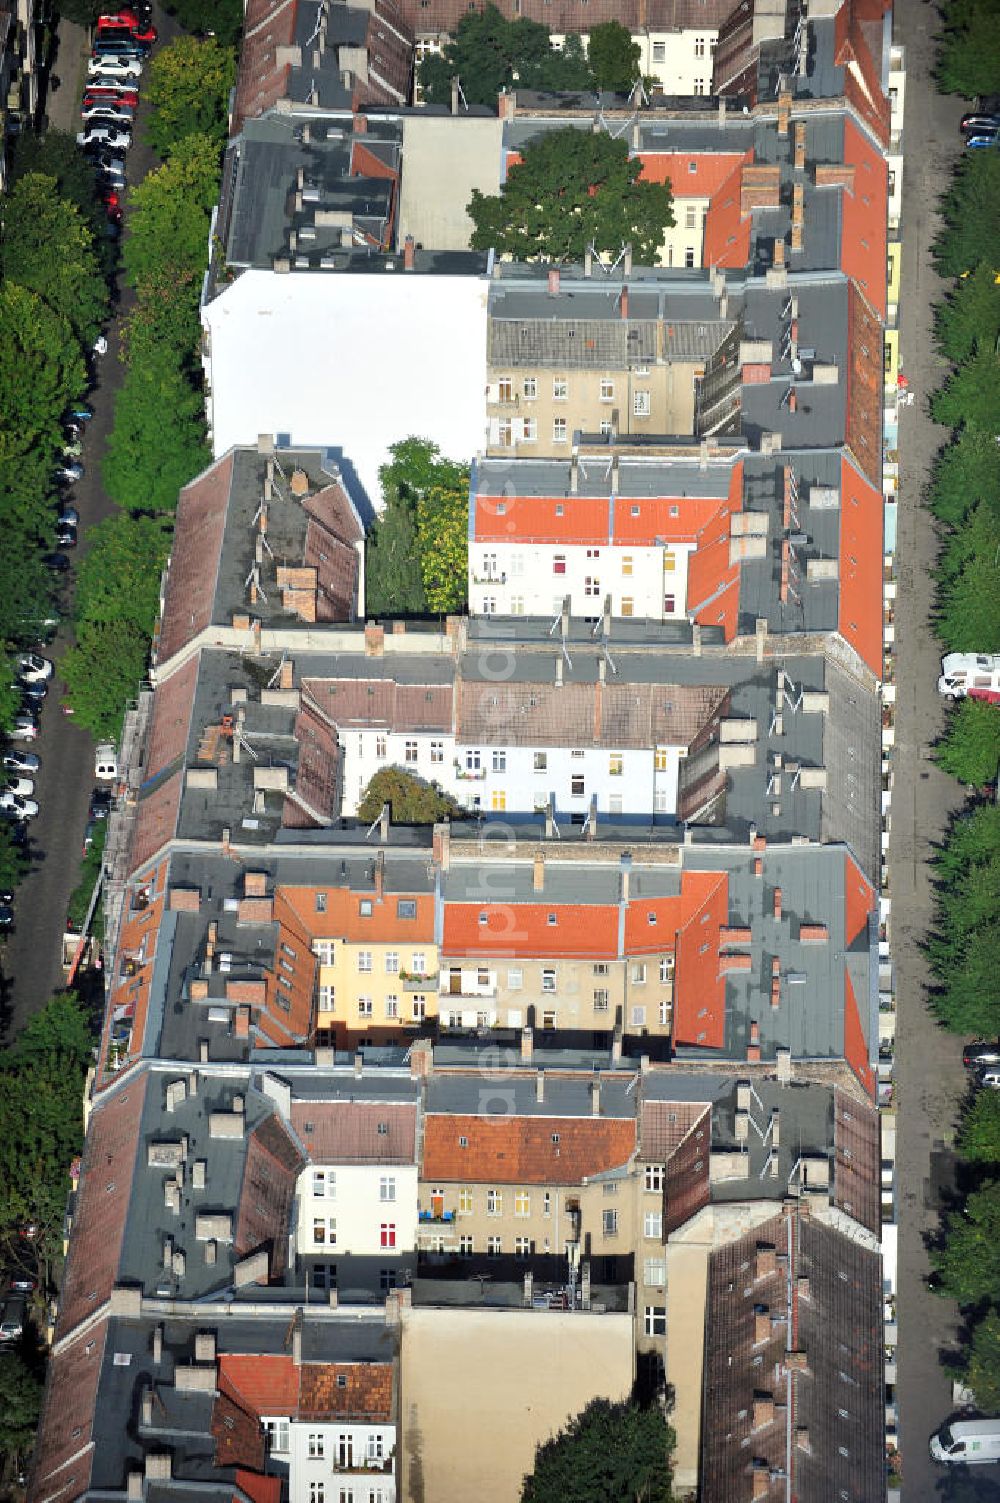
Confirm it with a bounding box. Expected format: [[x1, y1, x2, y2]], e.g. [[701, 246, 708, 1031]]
[[44, 17, 89, 133]]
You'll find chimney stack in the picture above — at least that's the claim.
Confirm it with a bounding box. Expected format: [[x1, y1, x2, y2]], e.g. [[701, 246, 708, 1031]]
[[521, 1026, 533, 1062], [403, 234, 415, 271], [547, 267, 560, 297], [533, 851, 545, 892], [584, 244, 593, 278], [536, 1068, 545, 1102], [620, 285, 629, 321], [450, 76, 460, 115], [590, 1078, 601, 1115], [624, 242, 633, 276]]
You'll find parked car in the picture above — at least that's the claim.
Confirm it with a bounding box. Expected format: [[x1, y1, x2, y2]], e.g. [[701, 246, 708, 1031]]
[[0, 792, 38, 819], [17, 652, 52, 683], [53, 460, 84, 483], [81, 105, 135, 127], [66, 403, 93, 423], [3, 1269, 36, 1295], [0, 1296, 25, 1343], [95, 164, 127, 191], [961, 113, 1000, 133], [8, 713, 39, 742], [95, 28, 153, 52], [92, 39, 150, 61], [55, 524, 78, 549], [0, 899, 12, 930], [77, 126, 132, 152], [63, 421, 83, 443], [90, 787, 113, 821], [17, 681, 46, 705], [2, 751, 39, 775], [57, 503, 80, 528], [964, 1042, 1000, 1069], [86, 57, 142, 81], [965, 132, 999, 149], [82, 84, 139, 105], [95, 742, 118, 781], [931, 1419, 1000, 1464], [4, 777, 34, 799], [41, 552, 71, 573]]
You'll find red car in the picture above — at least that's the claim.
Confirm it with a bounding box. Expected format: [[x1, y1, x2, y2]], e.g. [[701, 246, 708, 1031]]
[[97, 12, 156, 42], [83, 85, 139, 107], [102, 189, 123, 222]]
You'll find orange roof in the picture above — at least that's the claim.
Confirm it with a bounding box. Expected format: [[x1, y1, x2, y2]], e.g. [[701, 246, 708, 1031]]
[[670, 871, 728, 1047], [611, 493, 728, 545], [279, 884, 435, 944], [844, 971, 876, 1099], [838, 454, 883, 678], [639, 150, 753, 199], [219, 1355, 299, 1418], [422, 1113, 636, 1184], [835, 0, 891, 149], [844, 852, 875, 948], [98, 858, 169, 1082], [702, 160, 752, 269], [840, 117, 888, 317], [474, 494, 609, 545], [236, 1473, 283, 1503], [686, 459, 744, 639], [443, 901, 619, 959]]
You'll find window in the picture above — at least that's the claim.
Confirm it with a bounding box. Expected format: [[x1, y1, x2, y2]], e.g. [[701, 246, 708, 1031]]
[[600, 419, 614, 437], [542, 1009, 557, 1029], [644, 1210, 663, 1239], [515, 1236, 533, 1256], [466, 748, 482, 772], [357, 950, 373, 974], [375, 734, 387, 759], [411, 998, 426, 1022], [507, 967, 523, 989], [654, 747, 669, 774], [609, 794, 623, 815], [693, 77, 706, 95], [645, 1165, 664, 1192], [644, 1258, 667, 1286], [385, 994, 399, 1019], [602, 1209, 618, 1235], [384, 951, 399, 975], [312, 1262, 337, 1291], [658, 999, 670, 1026], [685, 205, 697, 229], [553, 417, 568, 443], [492, 790, 507, 811], [411, 953, 426, 975], [609, 753, 623, 777], [405, 740, 418, 763], [380, 1268, 397, 1291], [652, 39, 665, 61], [632, 963, 647, 984], [594, 988, 609, 1011], [313, 939, 336, 967], [367, 1434, 385, 1462], [543, 1191, 552, 1216], [266, 1419, 290, 1454], [380, 1223, 397, 1249], [318, 984, 335, 1010], [460, 1234, 474, 1255], [620, 554, 634, 578], [511, 595, 525, 615], [553, 376, 568, 400], [594, 962, 609, 976], [522, 417, 538, 442], [309, 1433, 326, 1458], [515, 1189, 530, 1217], [314, 1216, 337, 1246], [310, 1481, 326, 1503], [492, 749, 506, 773], [523, 377, 537, 399], [313, 1170, 332, 1198], [357, 996, 373, 1020], [380, 1176, 396, 1202], [659, 956, 672, 983], [600, 378, 615, 401], [584, 575, 600, 597], [644, 1305, 667, 1336], [497, 376, 513, 402], [631, 1005, 646, 1027], [487, 1189, 502, 1216], [315, 891, 327, 914], [459, 1187, 473, 1215], [534, 751, 548, 772], [664, 594, 676, 614], [571, 775, 585, 797], [633, 390, 651, 418], [497, 419, 512, 447], [542, 968, 557, 992], [487, 1235, 502, 1255], [684, 246, 695, 269], [694, 34, 705, 54], [553, 555, 566, 575], [430, 741, 443, 764]]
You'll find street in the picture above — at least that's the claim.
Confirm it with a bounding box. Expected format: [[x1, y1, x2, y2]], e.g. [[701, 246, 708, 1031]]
[[0, 12, 168, 1038], [889, 4, 996, 1499]]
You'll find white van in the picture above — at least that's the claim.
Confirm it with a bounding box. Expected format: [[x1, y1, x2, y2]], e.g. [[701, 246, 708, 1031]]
[[931, 1419, 1000, 1464], [94, 742, 118, 782]]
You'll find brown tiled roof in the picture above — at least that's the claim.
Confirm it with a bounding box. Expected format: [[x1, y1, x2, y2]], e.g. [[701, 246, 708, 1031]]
[[56, 1078, 147, 1338], [639, 1098, 711, 1162], [304, 482, 364, 546], [232, 0, 297, 136], [303, 520, 358, 623], [212, 1386, 266, 1470], [129, 653, 200, 872], [235, 1115, 305, 1277], [304, 678, 454, 733], [423, 1113, 636, 1184], [832, 1088, 881, 1237], [157, 453, 233, 665], [285, 704, 340, 827], [403, 0, 736, 34], [28, 1319, 108, 1503], [219, 1354, 299, 1416], [298, 1361, 393, 1422], [663, 1111, 711, 1235], [291, 1101, 417, 1163], [457, 679, 729, 750]]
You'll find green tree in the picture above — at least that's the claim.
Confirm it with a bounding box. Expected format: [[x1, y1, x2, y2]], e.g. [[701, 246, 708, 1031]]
[[380, 436, 465, 504], [930, 429, 1000, 526], [937, 697, 1000, 786], [0, 650, 21, 739], [53, 0, 102, 26], [0, 283, 86, 472], [965, 1308, 1000, 1410], [124, 132, 223, 287], [74, 514, 172, 633], [103, 352, 210, 514], [0, 825, 28, 893], [61, 618, 153, 738], [521, 1398, 674, 1503], [357, 767, 463, 825], [935, 1179, 1000, 1306], [468, 127, 674, 263], [934, 151, 1000, 277], [587, 22, 641, 94], [144, 36, 236, 157], [935, 263, 1000, 365], [928, 805, 1000, 1033], [416, 481, 469, 614], [931, 347, 1000, 433], [123, 266, 203, 371], [0, 1349, 42, 1467], [960, 1089, 1000, 1164], [937, 0, 1000, 98], [162, 0, 243, 46], [365, 491, 428, 617], [1, 173, 109, 344], [936, 501, 1000, 651], [0, 544, 59, 648], [10, 128, 112, 280], [419, 5, 592, 109]]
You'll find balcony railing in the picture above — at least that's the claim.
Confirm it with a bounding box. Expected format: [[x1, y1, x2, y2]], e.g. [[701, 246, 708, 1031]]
[[418, 1209, 456, 1224]]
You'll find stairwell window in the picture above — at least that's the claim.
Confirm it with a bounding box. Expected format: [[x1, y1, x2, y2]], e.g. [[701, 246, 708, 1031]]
[[633, 391, 651, 418]]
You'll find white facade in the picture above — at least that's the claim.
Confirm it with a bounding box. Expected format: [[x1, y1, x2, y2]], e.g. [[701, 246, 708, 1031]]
[[340, 728, 455, 814], [296, 1163, 419, 1258], [450, 743, 682, 819], [469, 539, 694, 622], [549, 28, 718, 97], [201, 270, 490, 509], [264, 1415, 396, 1503]]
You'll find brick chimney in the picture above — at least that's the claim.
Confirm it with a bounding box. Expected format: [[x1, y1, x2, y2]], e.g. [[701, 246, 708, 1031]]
[[547, 268, 560, 297], [403, 234, 415, 271], [533, 850, 545, 891]]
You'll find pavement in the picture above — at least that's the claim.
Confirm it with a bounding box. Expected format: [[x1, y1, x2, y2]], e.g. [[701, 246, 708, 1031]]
[[0, 11, 169, 1038], [889, 5, 1000, 1500]]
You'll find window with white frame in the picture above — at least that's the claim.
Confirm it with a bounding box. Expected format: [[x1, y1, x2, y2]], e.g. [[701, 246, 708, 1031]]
[[553, 376, 568, 400], [385, 994, 399, 1018], [693, 77, 706, 94], [487, 1188, 502, 1216], [600, 419, 613, 437], [694, 34, 705, 54], [603, 1209, 618, 1235], [411, 953, 426, 975], [313, 1169, 336, 1198], [659, 955, 673, 982], [684, 247, 695, 268], [542, 1008, 557, 1029], [367, 1434, 386, 1461], [685, 205, 696, 229], [644, 1257, 667, 1286], [658, 998, 670, 1026], [358, 950, 373, 973], [631, 1004, 646, 1027], [507, 967, 523, 989], [553, 417, 568, 442], [375, 735, 387, 759], [309, 1433, 326, 1458], [633, 390, 651, 417], [534, 751, 548, 771], [466, 748, 482, 772], [594, 988, 610, 1011], [497, 419, 512, 447], [313, 940, 336, 966], [523, 417, 538, 441], [492, 749, 506, 772], [309, 1483, 325, 1503], [430, 741, 443, 763], [514, 1189, 530, 1217], [460, 1234, 474, 1255], [645, 1164, 664, 1192], [644, 1305, 666, 1336], [317, 984, 335, 1010], [515, 1236, 532, 1256], [385, 951, 399, 974], [358, 996, 373, 1018], [313, 1216, 337, 1246], [600, 378, 614, 401], [265, 1419, 290, 1453], [497, 376, 513, 402], [380, 1176, 396, 1202], [644, 1210, 663, 1239], [412, 997, 426, 1022], [380, 1223, 396, 1248], [404, 740, 418, 763], [487, 1235, 502, 1255], [632, 963, 647, 984], [652, 39, 665, 60], [523, 377, 537, 399], [542, 968, 556, 992], [459, 1187, 473, 1214]]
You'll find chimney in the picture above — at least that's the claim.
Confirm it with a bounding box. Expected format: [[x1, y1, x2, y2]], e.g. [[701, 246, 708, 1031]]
[[533, 850, 545, 891], [610, 455, 619, 496], [127, 1471, 143, 1501], [354, 1051, 363, 1078], [788, 386, 797, 414], [796, 1426, 811, 1453], [584, 244, 593, 278], [570, 451, 579, 494], [141, 1389, 154, 1426], [555, 655, 564, 688], [773, 887, 782, 920], [433, 821, 451, 871], [620, 285, 629, 321], [753, 1309, 771, 1346], [590, 1078, 601, 1115], [793, 121, 805, 171], [521, 1026, 534, 1063], [547, 268, 560, 297], [535, 1068, 545, 1102], [292, 1324, 302, 1366], [752, 1394, 775, 1430], [774, 237, 785, 268], [152, 1325, 163, 1363], [620, 853, 631, 904], [450, 75, 459, 115], [403, 234, 415, 271], [374, 850, 385, 901], [624, 243, 632, 277], [777, 88, 791, 136]]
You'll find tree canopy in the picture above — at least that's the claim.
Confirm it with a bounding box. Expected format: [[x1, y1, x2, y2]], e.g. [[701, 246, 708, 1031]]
[[934, 151, 1000, 278], [419, 6, 592, 108], [587, 22, 641, 94], [935, 262, 1000, 365], [416, 481, 469, 614], [0, 1349, 42, 1472], [468, 127, 674, 264], [960, 1089, 1000, 1165], [935, 500, 1000, 652], [936, 0, 1000, 98], [10, 127, 115, 280], [930, 429, 1000, 526], [161, 0, 243, 46], [123, 132, 223, 287], [0, 283, 86, 473], [931, 347, 1000, 434], [927, 804, 1000, 1034], [520, 1397, 675, 1503], [357, 767, 463, 825], [144, 35, 236, 157], [366, 438, 469, 616], [103, 350, 210, 515], [936, 697, 1000, 786], [1, 172, 108, 344], [365, 491, 428, 617], [935, 1179, 1000, 1306]]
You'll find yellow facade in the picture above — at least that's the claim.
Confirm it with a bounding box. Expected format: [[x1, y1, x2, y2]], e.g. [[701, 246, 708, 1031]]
[[313, 937, 441, 1035]]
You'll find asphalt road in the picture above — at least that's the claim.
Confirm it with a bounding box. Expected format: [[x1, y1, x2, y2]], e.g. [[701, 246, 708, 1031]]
[[0, 12, 171, 1039], [889, 6, 999, 1500]]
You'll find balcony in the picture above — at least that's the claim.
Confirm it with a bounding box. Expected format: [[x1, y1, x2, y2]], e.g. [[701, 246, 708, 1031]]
[[471, 573, 507, 586], [454, 760, 486, 781], [418, 1209, 456, 1224], [400, 971, 437, 991]]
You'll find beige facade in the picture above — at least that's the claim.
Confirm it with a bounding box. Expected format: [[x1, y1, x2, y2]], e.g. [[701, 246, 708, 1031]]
[[435, 954, 675, 1037], [313, 937, 441, 1037], [399, 1304, 635, 1503]]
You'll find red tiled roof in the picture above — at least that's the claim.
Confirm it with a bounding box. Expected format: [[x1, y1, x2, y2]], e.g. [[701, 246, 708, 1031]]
[[298, 1362, 393, 1421], [835, 0, 891, 149], [683, 460, 744, 640], [639, 149, 752, 200], [279, 883, 436, 944], [98, 858, 170, 1079], [840, 117, 888, 317], [213, 1387, 265, 1470], [285, 705, 340, 828], [844, 972, 875, 1099], [157, 452, 233, 665], [838, 453, 883, 677], [28, 1320, 108, 1503], [671, 870, 728, 1047], [304, 678, 454, 733], [422, 1113, 636, 1183], [844, 851, 874, 948], [472, 489, 735, 548], [444, 899, 619, 959], [234, 1116, 305, 1276], [640, 1096, 712, 1161], [56, 1080, 147, 1339], [219, 1354, 299, 1417], [291, 1101, 417, 1163], [457, 679, 729, 752], [236, 1471, 283, 1503], [702, 160, 753, 269]]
